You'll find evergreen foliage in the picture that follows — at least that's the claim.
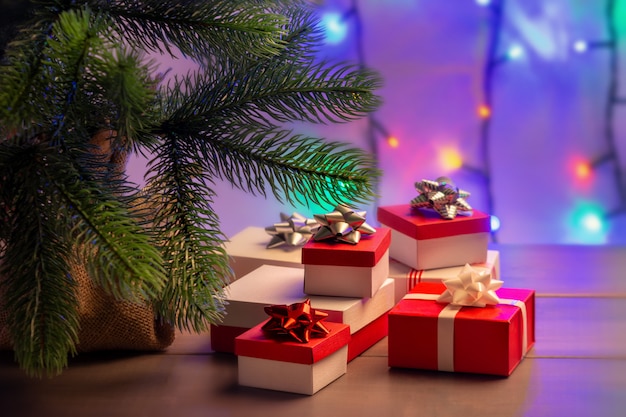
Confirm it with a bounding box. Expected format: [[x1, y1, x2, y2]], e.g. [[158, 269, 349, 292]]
[[0, 0, 382, 376]]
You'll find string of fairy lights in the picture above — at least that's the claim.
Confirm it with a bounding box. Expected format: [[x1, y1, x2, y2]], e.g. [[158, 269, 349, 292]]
[[320, 0, 394, 214], [466, 0, 523, 242], [471, 0, 626, 242], [320, 0, 514, 241], [573, 0, 626, 222], [320, 0, 624, 243]]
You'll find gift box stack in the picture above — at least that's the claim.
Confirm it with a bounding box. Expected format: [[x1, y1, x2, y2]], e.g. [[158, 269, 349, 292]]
[[215, 205, 395, 394], [222, 176, 536, 391], [378, 177, 535, 376]]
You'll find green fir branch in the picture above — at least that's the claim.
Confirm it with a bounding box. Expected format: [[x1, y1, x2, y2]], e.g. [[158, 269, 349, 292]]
[[0, 138, 164, 377], [146, 135, 231, 331], [197, 126, 379, 207], [164, 60, 382, 131], [0, 7, 103, 139], [1, 219, 79, 378], [62, 181, 167, 303], [0, 144, 80, 377], [97, 0, 288, 61], [2, 140, 167, 303]]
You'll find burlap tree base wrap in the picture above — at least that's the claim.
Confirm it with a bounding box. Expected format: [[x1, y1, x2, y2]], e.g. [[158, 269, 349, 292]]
[[0, 130, 175, 353], [0, 259, 175, 352]]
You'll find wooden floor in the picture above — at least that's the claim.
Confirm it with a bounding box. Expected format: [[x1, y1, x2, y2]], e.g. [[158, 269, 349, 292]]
[[2, 244, 626, 417]]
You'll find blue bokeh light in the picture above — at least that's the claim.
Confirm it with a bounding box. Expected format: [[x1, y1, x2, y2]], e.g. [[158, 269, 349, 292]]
[[567, 203, 608, 244], [490, 215, 501, 232], [321, 12, 348, 45], [573, 40, 588, 53], [507, 44, 525, 60]]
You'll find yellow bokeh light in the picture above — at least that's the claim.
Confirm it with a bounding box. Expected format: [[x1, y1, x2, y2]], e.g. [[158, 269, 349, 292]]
[[478, 105, 491, 119], [387, 136, 399, 148], [575, 161, 591, 180], [440, 147, 463, 170]]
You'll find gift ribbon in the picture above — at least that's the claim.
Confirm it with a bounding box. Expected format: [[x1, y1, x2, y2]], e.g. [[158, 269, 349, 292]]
[[402, 293, 528, 372], [501, 298, 528, 357], [402, 262, 497, 293], [261, 298, 330, 343]]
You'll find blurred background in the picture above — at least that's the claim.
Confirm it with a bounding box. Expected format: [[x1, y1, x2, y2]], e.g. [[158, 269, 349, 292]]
[[127, 0, 626, 245]]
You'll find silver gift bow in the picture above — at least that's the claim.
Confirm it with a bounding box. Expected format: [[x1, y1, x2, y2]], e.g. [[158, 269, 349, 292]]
[[265, 212, 319, 249], [411, 176, 472, 220], [312, 204, 376, 245]]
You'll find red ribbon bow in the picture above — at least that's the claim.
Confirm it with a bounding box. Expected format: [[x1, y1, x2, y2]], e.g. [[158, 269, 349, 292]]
[[262, 299, 331, 343]]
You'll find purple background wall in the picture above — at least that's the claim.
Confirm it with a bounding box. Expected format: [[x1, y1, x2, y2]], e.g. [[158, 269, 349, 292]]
[[126, 0, 626, 244]]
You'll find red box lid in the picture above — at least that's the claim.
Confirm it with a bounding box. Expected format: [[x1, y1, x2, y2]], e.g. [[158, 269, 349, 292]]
[[301, 227, 391, 267], [377, 205, 491, 240], [234, 320, 351, 365]]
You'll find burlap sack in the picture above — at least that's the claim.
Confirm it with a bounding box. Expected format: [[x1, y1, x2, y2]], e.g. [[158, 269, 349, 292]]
[[0, 130, 175, 353], [0, 259, 175, 352]]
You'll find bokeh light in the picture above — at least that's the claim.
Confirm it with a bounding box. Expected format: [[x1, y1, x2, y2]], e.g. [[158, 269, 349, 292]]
[[321, 12, 348, 45], [575, 160, 592, 180], [490, 215, 501, 232], [478, 104, 491, 119], [573, 40, 588, 53], [567, 202, 608, 244], [507, 44, 525, 60], [387, 136, 399, 148], [439, 147, 463, 171]]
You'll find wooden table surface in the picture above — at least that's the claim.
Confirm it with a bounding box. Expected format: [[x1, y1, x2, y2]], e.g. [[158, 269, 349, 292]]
[[2, 244, 626, 417]]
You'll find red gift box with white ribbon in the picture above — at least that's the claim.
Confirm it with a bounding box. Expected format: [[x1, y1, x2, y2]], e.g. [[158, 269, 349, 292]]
[[388, 278, 535, 376]]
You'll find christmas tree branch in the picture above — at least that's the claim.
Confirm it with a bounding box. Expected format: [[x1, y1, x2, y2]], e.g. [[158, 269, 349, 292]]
[[196, 127, 379, 207], [146, 136, 231, 331], [164, 61, 382, 130], [96, 0, 289, 61], [0, 144, 80, 378]]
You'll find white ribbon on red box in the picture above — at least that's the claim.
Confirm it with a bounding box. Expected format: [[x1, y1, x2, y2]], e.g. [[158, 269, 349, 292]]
[[402, 294, 528, 372], [403, 263, 528, 372]]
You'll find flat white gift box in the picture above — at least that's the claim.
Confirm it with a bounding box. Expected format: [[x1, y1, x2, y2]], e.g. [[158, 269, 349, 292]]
[[224, 226, 303, 280], [377, 204, 491, 270], [302, 227, 391, 298], [235, 320, 350, 395], [389, 250, 500, 303], [210, 265, 394, 360]]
